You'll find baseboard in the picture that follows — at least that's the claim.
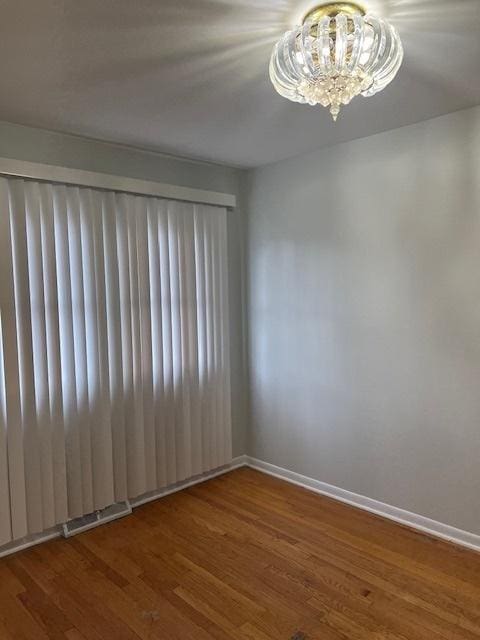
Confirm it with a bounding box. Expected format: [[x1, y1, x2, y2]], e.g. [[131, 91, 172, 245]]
[[0, 456, 247, 558], [130, 456, 248, 507], [244, 456, 480, 553], [3, 455, 478, 557], [0, 529, 62, 559]]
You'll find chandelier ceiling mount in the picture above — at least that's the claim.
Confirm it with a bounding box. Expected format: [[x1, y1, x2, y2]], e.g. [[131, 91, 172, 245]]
[[303, 2, 366, 21]]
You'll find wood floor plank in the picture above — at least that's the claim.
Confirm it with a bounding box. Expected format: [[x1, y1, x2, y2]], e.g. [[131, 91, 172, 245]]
[[65, 630, 89, 640], [1, 467, 479, 640], [0, 592, 51, 640]]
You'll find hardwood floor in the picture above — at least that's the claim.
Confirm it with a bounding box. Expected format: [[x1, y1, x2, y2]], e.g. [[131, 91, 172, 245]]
[[1, 467, 480, 639]]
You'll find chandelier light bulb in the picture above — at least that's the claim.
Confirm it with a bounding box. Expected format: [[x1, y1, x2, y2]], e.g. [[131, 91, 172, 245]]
[[269, 2, 404, 121]]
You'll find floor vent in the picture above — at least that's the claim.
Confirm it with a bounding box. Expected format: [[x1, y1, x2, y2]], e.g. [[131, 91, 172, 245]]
[[61, 501, 132, 538]]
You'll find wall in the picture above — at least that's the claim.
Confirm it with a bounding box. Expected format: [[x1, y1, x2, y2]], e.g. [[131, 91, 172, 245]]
[[0, 121, 247, 457], [246, 106, 480, 535]]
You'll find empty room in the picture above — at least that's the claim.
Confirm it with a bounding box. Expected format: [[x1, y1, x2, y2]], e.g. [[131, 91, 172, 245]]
[[0, 0, 479, 638]]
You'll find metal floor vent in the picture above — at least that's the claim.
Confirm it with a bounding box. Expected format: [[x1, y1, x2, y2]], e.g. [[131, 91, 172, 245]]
[[62, 501, 132, 538]]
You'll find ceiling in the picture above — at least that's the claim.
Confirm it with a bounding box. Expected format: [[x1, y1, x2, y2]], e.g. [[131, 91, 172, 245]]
[[0, 0, 479, 168]]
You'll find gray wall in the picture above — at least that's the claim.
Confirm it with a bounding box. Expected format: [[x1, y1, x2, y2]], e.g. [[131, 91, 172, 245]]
[[0, 121, 247, 457], [246, 106, 480, 535]]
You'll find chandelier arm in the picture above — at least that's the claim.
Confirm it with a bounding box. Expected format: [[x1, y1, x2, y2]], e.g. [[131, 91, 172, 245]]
[[317, 16, 333, 73], [300, 22, 317, 76], [269, 61, 290, 97], [347, 14, 365, 72], [334, 14, 348, 73], [365, 16, 387, 72], [282, 31, 302, 84], [370, 18, 393, 77], [374, 26, 403, 86], [270, 42, 299, 99]]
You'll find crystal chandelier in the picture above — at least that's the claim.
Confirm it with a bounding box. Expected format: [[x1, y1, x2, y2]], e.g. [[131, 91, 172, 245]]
[[269, 2, 403, 120]]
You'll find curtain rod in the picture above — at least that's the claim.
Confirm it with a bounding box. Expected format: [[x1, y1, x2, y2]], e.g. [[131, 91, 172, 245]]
[[0, 157, 236, 209]]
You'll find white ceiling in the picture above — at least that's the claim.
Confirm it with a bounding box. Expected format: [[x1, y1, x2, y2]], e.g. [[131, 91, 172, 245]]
[[0, 0, 479, 167]]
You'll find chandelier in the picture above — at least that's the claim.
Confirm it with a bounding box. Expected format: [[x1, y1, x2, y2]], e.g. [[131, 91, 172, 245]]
[[269, 2, 403, 120]]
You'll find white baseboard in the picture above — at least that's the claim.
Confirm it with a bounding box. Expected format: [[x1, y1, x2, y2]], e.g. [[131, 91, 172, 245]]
[[243, 456, 480, 553], [3, 455, 478, 557], [130, 456, 248, 507], [0, 529, 62, 559], [0, 456, 247, 559]]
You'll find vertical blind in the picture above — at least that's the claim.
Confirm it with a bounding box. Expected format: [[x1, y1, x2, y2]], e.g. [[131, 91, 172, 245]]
[[0, 177, 231, 546]]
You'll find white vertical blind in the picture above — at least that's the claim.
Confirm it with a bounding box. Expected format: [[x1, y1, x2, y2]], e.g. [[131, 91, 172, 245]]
[[0, 177, 232, 545]]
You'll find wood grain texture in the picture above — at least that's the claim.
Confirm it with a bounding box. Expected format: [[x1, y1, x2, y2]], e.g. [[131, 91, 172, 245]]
[[1, 467, 479, 639]]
